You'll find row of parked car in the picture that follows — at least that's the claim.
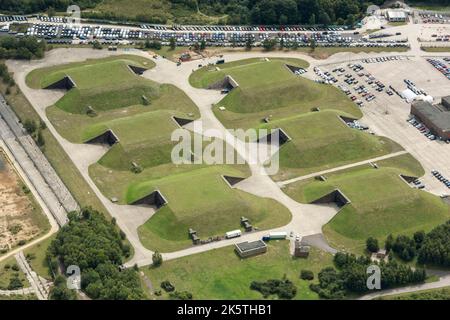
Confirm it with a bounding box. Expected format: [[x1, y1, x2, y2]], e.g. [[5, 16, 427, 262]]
[[314, 67, 338, 84], [37, 15, 66, 23], [426, 58, 450, 80], [14, 20, 412, 48], [0, 15, 27, 22], [419, 12, 450, 24], [362, 56, 407, 64], [431, 170, 450, 189], [404, 79, 427, 96], [407, 117, 437, 141]]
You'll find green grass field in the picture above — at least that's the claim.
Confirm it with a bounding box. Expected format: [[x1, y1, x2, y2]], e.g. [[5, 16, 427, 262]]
[[190, 58, 361, 129], [283, 156, 450, 254], [23, 235, 56, 280], [142, 241, 333, 300], [260, 110, 402, 181], [136, 165, 291, 252]]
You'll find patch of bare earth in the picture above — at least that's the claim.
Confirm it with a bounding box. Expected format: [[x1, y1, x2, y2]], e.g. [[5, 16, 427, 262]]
[[0, 152, 41, 253]]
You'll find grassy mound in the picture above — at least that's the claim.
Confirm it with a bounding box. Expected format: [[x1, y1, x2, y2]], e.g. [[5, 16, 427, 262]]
[[135, 166, 291, 252], [142, 241, 333, 300], [283, 156, 450, 253], [27, 55, 158, 114], [262, 110, 402, 180], [190, 58, 360, 129]]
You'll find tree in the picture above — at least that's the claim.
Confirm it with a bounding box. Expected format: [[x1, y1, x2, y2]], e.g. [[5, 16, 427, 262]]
[[309, 13, 316, 25], [47, 7, 56, 17], [309, 38, 317, 51], [279, 38, 285, 50], [200, 39, 206, 51], [23, 119, 36, 135], [385, 234, 394, 252], [169, 37, 176, 50], [245, 37, 253, 50], [49, 275, 77, 300], [366, 237, 379, 253], [152, 251, 163, 267], [36, 129, 45, 147], [262, 38, 277, 51], [414, 231, 425, 248]]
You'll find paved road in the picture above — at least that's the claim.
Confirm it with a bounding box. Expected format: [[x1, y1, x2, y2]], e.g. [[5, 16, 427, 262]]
[[358, 273, 450, 300], [278, 151, 409, 187]]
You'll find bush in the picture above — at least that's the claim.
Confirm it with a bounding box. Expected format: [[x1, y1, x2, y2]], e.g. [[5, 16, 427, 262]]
[[161, 280, 175, 292], [152, 251, 163, 267], [250, 279, 297, 299], [169, 290, 193, 300], [300, 270, 314, 281], [8, 276, 23, 290]]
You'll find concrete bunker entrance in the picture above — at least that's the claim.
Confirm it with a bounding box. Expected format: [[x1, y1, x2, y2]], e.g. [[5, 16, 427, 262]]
[[310, 189, 351, 208], [131, 190, 168, 209], [85, 129, 119, 147], [44, 75, 77, 90]]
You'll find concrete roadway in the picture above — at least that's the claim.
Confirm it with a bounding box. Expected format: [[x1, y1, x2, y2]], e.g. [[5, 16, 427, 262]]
[[358, 272, 450, 300]]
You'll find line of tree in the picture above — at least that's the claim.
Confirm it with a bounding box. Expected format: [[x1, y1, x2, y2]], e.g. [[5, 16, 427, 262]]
[[46, 207, 145, 300], [0, 36, 46, 60], [310, 252, 426, 299], [1, 0, 389, 26], [382, 220, 450, 267], [417, 220, 450, 267]]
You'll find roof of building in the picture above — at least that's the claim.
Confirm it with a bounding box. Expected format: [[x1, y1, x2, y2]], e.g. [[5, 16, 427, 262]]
[[235, 240, 267, 252], [412, 100, 450, 132], [387, 10, 407, 19]]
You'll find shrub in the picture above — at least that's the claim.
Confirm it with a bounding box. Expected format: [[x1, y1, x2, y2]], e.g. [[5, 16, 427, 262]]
[[161, 280, 175, 292], [300, 269, 314, 281]]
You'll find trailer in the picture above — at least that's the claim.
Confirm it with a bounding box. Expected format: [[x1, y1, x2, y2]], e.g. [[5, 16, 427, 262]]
[[269, 231, 287, 240], [226, 229, 242, 239]]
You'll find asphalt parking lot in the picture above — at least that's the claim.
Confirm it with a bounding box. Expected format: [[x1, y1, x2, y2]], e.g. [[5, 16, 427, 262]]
[[320, 56, 450, 196]]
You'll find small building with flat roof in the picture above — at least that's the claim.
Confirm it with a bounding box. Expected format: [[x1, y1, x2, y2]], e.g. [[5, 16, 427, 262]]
[[294, 241, 310, 258], [235, 240, 267, 258]]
